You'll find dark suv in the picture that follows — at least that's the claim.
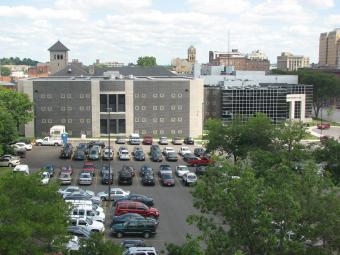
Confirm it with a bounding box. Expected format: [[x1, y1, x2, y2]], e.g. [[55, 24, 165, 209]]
[[184, 137, 194, 145], [111, 218, 157, 238], [118, 169, 133, 185], [60, 147, 73, 159]]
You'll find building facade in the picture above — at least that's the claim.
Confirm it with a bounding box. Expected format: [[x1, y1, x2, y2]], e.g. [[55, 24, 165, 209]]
[[209, 49, 270, 72], [171, 45, 197, 74], [319, 29, 340, 69], [277, 52, 310, 71], [18, 77, 203, 138]]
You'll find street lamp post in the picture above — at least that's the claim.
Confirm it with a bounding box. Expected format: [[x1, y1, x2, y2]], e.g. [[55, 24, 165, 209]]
[[107, 107, 112, 202]]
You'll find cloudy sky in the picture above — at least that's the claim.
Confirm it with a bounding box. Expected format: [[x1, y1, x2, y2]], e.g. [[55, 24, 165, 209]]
[[0, 0, 339, 65]]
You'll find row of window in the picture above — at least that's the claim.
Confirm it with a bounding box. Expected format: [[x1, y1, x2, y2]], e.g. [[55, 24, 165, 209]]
[[135, 105, 183, 111], [100, 94, 126, 112], [135, 93, 183, 99], [53, 54, 64, 60], [134, 130, 183, 135], [40, 106, 91, 111], [135, 117, 183, 123], [40, 93, 91, 99], [41, 119, 91, 124]]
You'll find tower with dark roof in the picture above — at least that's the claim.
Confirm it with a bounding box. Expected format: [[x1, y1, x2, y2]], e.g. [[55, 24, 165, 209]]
[[187, 45, 196, 64], [48, 41, 69, 75]]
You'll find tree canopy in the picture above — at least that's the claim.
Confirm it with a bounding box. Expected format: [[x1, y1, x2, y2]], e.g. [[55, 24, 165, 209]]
[[137, 56, 157, 67], [0, 57, 39, 66], [0, 66, 11, 76]]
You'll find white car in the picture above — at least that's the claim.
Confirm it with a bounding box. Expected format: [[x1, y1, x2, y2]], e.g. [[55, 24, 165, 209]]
[[15, 142, 32, 151], [97, 187, 130, 201], [118, 148, 130, 160], [58, 186, 81, 197], [70, 205, 105, 222], [41, 172, 50, 185], [179, 147, 192, 156], [175, 165, 190, 177], [13, 164, 29, 175], [162, 147, 175, 156], [70, 218, 105, 232], [159, 137, 168, 145], [0, 155, 20, 167], [182, 172, 198, 185]]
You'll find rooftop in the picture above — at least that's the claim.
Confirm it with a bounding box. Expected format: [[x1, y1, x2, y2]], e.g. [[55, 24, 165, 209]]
[[48, 41, 69, 52], [92, 66, 177, 77]]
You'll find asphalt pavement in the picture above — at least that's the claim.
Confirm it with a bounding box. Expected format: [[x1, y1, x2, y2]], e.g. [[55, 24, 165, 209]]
[[20, 141, 201, 252]]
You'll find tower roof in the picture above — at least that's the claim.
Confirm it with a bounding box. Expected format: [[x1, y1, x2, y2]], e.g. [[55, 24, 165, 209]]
[[48, 41, 69, 51]]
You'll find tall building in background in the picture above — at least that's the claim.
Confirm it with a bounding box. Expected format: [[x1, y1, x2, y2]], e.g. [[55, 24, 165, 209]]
[[187, 45, 196, 63], [48, 41, 69, 75], [277, 52, 310, 71], [319, 29, 340, 69], [171, 45, 196, 74]]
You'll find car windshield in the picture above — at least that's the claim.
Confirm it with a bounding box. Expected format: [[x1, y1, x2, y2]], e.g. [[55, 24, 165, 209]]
[[163, 174, 173, 179], [86, 218, 93, 225], [188, 175, 196, 180]]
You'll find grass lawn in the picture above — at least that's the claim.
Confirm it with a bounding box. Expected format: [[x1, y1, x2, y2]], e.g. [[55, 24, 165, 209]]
[[303, 132, 319, 140], [0, 167, 12, 177]]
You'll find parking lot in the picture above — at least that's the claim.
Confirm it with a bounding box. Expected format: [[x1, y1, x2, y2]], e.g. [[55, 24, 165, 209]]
[[21, 140, 201, 251]]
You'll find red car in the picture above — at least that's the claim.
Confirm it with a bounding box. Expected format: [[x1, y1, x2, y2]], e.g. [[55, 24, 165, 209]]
[[114, 201, 160, 218], [143, 135, 153, 145], [60, 165, 73, 175], [82, 162, 96, 176], [317, 123, 330, 130], [187, 156, 214, 167]]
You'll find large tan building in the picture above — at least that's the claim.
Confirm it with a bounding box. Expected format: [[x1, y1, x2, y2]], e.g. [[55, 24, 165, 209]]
[[209, 49, 270, 72], [319, 28, 340, 69], [277, 52, 310, 71], [171, 45, 197, 74]]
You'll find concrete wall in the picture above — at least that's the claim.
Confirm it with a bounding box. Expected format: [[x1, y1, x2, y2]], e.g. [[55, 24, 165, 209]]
[[189, 79, 204, 138], [91, 80, 100, 137]]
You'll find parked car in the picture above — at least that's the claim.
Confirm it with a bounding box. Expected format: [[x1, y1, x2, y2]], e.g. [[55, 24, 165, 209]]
[[77, 143, 89, 153], [160, 173, 175, 187], [183, 137, 194, 145], [41, 171, 50, 185], [88, 148, 100, 160], [88, 140, 105, 149], [159, 136, 168, 145], [112, 213, 158, 226], [69, 218, 105, 233], [42, 163, 55, 177], [159, 164, 172, 176], [0, 155, 20, 167], [82, 162, 96, 176], [162, 147, 175, 156], [35, 136, 63, 146], [59, 173, 72, 185], [61, 165, 73, 176], [114, 201, 160, 219], [13, 164, 29, 175], [129, 133, 141, 145], [70, 205, 105, 222], [67, 226, 91, 239], [60, 146, 73, 159], [111, 218, 157, 238], [166, 152, 178, 162], [142, 172, 155, 186], [118, 169, 133, 185], [182, 172, 198, 185], [179, 147, 192, 156], [122, 247, 158, 255], [120, 239, 146, 249], [14, 142, 32, 151], [150, 151, 163, 162], [172, 137, 182, 145], [175, 165, 190, 177], [183, 153, 198, 162], [101, 173, 114, 185], [97, 188, 130, 201], [100, 165, 113, 176], [58, 186, 81, 197], [187, 156, 213, 167], [195, 165, 207, 175], [118, 147, 130, 160], [73, 149, 86, 160], [79, 172, 93, 185], [11, 144, 26, 157], [115, 194, 154, 207], [122, 165, 135, 177], [142, 135, 153, 145], [116, 136, 126, 144], [102, 147, 113, 160], [194, 148, 206, 157], [134, 150, 145, 161], [317, 123, 330, 130], [140, 165, 153, 177], [64, 191, 101, 205], [149, 145, 161, 155]]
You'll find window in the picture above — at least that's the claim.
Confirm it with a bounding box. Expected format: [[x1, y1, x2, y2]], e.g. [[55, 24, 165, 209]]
[[100, 119, 107, 134], [141, 130, 146, 134], [80, 94, 84, 99], [86, 131, 92, 136], [171, 105, 176, 110], [153, 93, 158, 98], [40, 94, 46, 99], [153, 106, 157, 110], [135, 93, 139, 98], [41, 107, 46, 111], [68, 119, 72, 123], [178, 93, 182, 98], [153, 118, 158, 123], [160, 106, 164, 110], [178, 130, 183, 134], [177, 117, 182, 122], [86, 106, 91, 111], [79, 106, 84, 111], [153, 130, 158, 134], [109, 95, 117, 112], [142, 118, 146, 122], [47, 94, 52, 99], [80, 119, 84, 123], [48, 119, 52, 123], [178, 105, 183, 110], [135, 106, 139, 110], [109, 119, 117, 134], [118, 94, 125, 112], [171, 93, 176, 98], [67, 106, 72, 111], [141, 106, 146, 110], [100, 94, 107, 112], [61, 93, 65, 99], [118, 119, 125, 133], [67, 93, 71, 99], [41, 119, 46, 123], [160, 130, 164, 134], [135, 117, 139, 122], [61, 119, 66, 124], [160, 93, 165, 98], [47, 106, 52, 111], [61, 106, 65, 111], [171, 117, 176, 122], [68, 130, 72, 136], [159, 118, 164, 123], [171, 130, 176, 134], [86, 119, 91, 123], [85, 94, 91, 99]]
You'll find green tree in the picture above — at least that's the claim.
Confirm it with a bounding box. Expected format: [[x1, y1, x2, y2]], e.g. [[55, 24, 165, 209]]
[[276, 120, 307, 153], [166, 236, 203, 255], [0, 174, 70, 255], [137, 56, 157, 67], [74, 233, 122, 255], [0, 104, 18, 155], [0, 88, 33, 131], [0, 66, 11, 76]]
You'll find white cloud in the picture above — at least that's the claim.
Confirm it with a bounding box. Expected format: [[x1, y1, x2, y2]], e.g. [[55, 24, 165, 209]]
[[186, 0, 251, 14], [306, 0, 334, 8]]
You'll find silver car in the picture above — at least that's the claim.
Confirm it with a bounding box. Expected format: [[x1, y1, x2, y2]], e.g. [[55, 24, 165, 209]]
[[0, 155, 20, 167], [79, 172, 92, 185], [59, 173, 72, 185]]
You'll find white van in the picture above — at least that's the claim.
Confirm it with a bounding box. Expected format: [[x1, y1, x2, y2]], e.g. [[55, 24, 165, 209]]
[[129, 133, 140, 145], [123, 247, 158, 255], [66, 200, 104, 214], [70, 205, 105, 222]]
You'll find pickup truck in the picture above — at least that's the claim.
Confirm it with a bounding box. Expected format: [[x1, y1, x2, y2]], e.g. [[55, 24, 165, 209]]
[[187, 157, 214, 167], [35, 137, 63, 146]]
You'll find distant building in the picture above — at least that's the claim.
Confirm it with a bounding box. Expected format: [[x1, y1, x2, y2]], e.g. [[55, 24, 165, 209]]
[[28, 63, 50, 78], [171, 45, 196, 74], [48, 41, 69, 75], [277, 52, 310, 71], [209, 49, 270, 72], [319, 28, 340, 69]]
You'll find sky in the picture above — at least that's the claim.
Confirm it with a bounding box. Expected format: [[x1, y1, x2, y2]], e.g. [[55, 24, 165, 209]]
[[0, 0, 339, 65]]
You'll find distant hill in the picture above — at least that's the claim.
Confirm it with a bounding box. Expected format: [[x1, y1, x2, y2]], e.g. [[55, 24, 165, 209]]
[[0, 57, 39, 66]]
